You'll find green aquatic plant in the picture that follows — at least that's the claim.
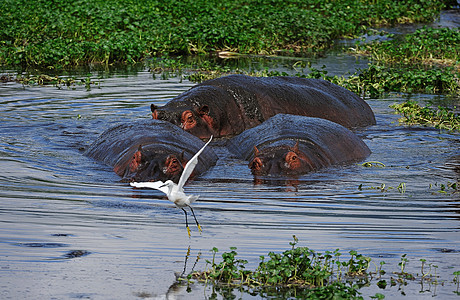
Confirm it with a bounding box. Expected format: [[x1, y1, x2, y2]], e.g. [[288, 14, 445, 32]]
[[361, 161, 386, 168], [5, 73, 101, 90], [348, 27, 460, 96], [192, 236, 369, 298], [287, 65, 460, 97], [0, 0, 446, 68], [183, 238, 460, 299], [454, 271, 460, 294], [370, 293, 385, 300], [322, 65, 460, 97], [429, 181, 459, 194], [355, 27, 460, 68], [391, 100, 460, 131], [398, 254, 409, 274], [358, 182, 406, 194], [187, 238, 460, 299], [361, 65, 459, 96]]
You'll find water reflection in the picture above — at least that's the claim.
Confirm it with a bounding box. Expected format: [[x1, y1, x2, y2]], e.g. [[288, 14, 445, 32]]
[[140, 246, 201, 300]]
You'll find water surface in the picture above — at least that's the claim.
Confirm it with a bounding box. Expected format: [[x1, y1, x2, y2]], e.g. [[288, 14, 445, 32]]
[[0, 65, 459, 299]]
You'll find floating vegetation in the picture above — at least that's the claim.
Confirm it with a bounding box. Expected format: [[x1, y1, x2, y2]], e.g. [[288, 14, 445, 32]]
[[390, 100, 460, 132], [0, 1, 455, 97], [298, 65, 460, 97], [350, 66, 459, 96], [355, 27, 460, 69], [147, 55, 234, 81], [454, 271, 460, 294], [1, 73, 101, 90], [189, 236, 368, 299], [361, 161, 386, 168], [0, 0, 446, 68], [358, 182, 406, 193], [145, 58, 460, 96], [348, 26, 460, 96], [182, 237, 458, 299], [429, 181, 459, 194]]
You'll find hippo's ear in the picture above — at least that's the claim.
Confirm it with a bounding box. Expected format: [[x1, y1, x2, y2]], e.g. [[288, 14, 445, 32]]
[[292, 141, 300, 154], [129, 145, 143, 172], [253, 146, 260, 157], [249, 157, 264, 172], [150, 104, 157, 112], [115, 145, 143, 177], [197, 105, 210, 116]]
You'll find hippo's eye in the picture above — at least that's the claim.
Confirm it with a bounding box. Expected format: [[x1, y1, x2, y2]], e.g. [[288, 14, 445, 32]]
[[181, 111, 197, 130], [285, 152, 300, 165]]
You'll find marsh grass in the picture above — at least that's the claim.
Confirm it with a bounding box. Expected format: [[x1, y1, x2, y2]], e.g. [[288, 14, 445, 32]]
[[0, 0, 446, 68], [302, 65, 460, 97], [355, 27, 460, 69], [1, 1, 455, 96], [347, 27, 460, 96], [182, 62, 460, 96]]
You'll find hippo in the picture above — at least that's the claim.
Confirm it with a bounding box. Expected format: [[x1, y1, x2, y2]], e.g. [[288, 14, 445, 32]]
[[84, 119, 218, 182], [228, 114, 371, 176], [151, 74, 376, 139]]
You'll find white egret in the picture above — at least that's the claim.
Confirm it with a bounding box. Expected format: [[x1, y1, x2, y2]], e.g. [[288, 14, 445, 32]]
[[131, 136, 213, 237]]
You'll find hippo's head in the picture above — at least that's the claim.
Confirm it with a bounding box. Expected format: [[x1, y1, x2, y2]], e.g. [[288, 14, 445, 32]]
[[249, 142, 315, 176], [114, 144, 186, 183], [151, 103, 217, 139]]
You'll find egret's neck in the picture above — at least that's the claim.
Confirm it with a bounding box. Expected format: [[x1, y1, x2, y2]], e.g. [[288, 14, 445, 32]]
[[165, 183, 174, 196]]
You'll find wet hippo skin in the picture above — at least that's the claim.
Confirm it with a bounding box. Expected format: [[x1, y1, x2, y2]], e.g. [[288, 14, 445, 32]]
[[151, 74, 376, 138], [228, 114, 371, 176], [85, 119, 217, 182]]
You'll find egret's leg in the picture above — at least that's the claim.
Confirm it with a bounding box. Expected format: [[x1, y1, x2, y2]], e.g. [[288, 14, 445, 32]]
[[181, 207, 191, 237], [189, 206, 202, 234]]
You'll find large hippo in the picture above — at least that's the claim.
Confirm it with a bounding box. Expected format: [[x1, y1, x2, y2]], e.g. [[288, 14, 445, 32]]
[[151, 74, 376, 139], [85, 119, 218, 182], [228, 114, 371, 176]]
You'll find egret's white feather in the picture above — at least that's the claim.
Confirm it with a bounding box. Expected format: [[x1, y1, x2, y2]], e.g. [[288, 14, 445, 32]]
[[130, 136, 213, 237], [130, 181, 168, 195], [177, 136, 213, 189]]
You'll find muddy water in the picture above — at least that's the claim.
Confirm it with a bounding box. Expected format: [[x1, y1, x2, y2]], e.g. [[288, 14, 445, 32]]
[[1, 62, 459, 299]]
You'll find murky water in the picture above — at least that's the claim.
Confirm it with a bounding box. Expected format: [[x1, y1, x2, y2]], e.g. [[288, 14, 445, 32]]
[[1, 13, 460, 297], [1, 66, 459, 299]]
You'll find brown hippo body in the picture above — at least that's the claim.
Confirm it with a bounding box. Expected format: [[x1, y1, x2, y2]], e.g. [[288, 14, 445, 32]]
[[228, 114, 371, 176], [85, 119, 217, 182], [151, 74, 375, 139]]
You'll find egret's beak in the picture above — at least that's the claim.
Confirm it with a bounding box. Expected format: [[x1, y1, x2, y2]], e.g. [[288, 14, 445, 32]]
[[159, 183, 168, 188]]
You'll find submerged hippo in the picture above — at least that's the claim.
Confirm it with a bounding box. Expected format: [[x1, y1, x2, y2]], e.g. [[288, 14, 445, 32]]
[[85, 119, 217, 182], [151, 74, 375, 138], [228, 114, 371, 176]]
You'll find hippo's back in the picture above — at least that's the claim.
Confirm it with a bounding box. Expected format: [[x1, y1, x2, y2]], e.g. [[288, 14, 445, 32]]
[[228, 114, 371, 164], [85, 119, 217, 170], [199, 75, 376, 129]]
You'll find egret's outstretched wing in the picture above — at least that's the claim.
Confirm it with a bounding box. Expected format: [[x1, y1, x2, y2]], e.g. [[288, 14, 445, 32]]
[[130, 181, 168, 195], [177, 136, 213, 189]]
